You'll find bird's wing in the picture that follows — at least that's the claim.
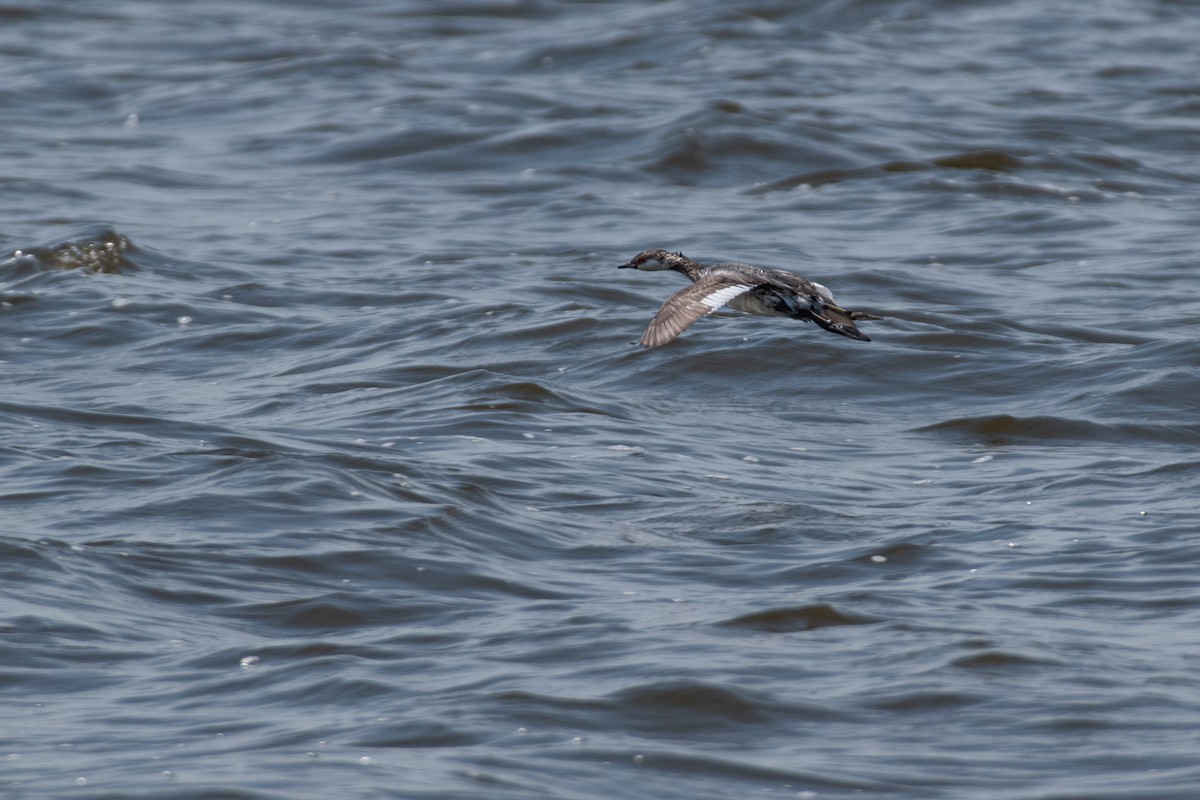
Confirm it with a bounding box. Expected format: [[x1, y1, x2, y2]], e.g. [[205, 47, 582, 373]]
[[640, 277, 756, 348], [754, 266, 836, 305]]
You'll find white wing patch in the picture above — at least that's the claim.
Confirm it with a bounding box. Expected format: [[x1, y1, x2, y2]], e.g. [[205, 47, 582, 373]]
[[810, 281, 834, 303], [699, 283, 754, 310]]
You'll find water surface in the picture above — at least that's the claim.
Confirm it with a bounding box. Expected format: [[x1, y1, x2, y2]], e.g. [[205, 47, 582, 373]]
[[3, 1, 1200, 798]]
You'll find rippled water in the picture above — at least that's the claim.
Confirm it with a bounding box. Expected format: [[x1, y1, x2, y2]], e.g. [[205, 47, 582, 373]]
[[4, 1, 1200, 798]]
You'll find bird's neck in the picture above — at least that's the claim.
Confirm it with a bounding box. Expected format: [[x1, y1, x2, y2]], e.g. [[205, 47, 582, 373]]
[[664, 253, 703, 280]]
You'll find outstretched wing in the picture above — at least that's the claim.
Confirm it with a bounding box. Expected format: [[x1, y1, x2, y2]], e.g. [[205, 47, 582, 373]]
[[640, 277, 756, 348], [756, 270, 872, 342]]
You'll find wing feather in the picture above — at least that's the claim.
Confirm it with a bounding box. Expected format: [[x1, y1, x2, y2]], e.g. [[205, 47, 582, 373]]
[[640, 278, 755, 348]]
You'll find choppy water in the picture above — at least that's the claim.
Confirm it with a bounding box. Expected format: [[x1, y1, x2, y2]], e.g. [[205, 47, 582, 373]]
[[4, 1, 1200, 798]]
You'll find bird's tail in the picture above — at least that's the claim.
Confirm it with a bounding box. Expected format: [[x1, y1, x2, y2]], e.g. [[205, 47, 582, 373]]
[[810, 303, 872, 341]]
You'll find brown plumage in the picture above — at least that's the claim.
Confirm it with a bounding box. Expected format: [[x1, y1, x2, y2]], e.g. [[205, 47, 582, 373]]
[[617, 249, 874, 349]]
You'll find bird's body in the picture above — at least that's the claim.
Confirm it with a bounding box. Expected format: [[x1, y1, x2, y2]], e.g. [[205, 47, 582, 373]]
[[618, 249, 873, 348]]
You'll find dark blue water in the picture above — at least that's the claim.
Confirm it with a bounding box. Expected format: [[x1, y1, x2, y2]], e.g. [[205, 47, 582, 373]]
[[3, 1, 1200, 798]]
